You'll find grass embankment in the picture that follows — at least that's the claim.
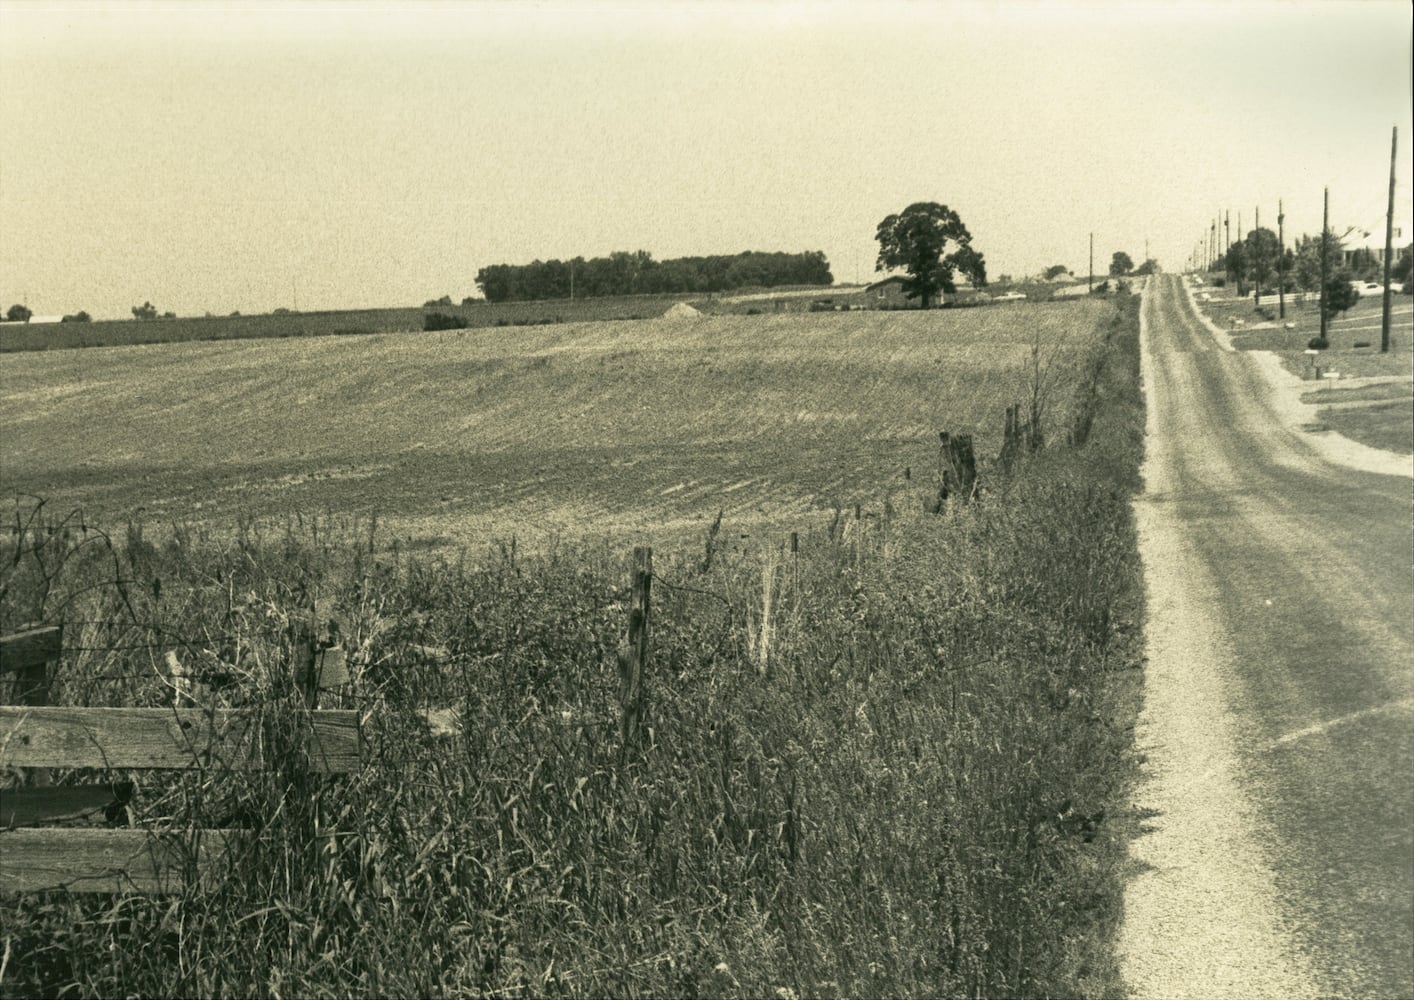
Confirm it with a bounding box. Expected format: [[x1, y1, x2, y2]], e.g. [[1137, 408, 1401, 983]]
[[2, 297, 1145, 998], [1188, 277, 1413, 454]]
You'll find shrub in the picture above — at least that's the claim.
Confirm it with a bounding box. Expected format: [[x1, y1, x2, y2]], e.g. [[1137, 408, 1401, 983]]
[[424, 312, 469, 331], [1308, 336, 1329, 350]]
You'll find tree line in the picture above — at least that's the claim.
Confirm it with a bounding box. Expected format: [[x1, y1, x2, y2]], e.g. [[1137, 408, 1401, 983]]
[[1217, 227, 1413, 315], [3, 304, 91, 323], [474, 250, 832, 302]]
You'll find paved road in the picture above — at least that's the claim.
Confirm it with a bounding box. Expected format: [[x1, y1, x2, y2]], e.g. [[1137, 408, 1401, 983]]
[[1121, 274, 1414, 998]]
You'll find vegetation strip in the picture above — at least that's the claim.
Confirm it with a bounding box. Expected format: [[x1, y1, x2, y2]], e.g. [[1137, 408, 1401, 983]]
[[2, 295, 1145, 997]]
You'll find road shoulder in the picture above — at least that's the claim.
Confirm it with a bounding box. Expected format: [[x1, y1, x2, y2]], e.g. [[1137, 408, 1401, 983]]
[[1245, 350, 1413, 479]]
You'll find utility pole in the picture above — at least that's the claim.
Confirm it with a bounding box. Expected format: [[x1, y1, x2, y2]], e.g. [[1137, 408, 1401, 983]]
[[1278, 198, 1286, 320], [1089, 232, 1094, 292], [1320, 186, 1330, 343], [1224, 211, 1230, 257], [1382, 126, 1397, 353], [1254, 206, 1261, 306]]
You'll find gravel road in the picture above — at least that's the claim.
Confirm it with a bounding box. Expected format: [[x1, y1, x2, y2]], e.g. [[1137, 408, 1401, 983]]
[[1120, 274, 1414, 998]]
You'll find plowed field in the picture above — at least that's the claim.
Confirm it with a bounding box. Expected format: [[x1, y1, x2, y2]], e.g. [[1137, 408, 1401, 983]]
[[1, 302, 1110, 547]]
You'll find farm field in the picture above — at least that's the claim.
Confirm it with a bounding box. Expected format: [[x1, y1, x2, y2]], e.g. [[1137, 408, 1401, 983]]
[[0, 293, 721, 353], [2, 295, 1145, 998], [1, 301, 1111, 551]]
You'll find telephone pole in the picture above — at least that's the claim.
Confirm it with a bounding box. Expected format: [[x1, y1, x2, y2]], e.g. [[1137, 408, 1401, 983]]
[[1320, 186, 1330, 343], [1089, 232, 1094, 292], [1382, 126, 1397, 353], [1254, 206, 1261, 305], [1278, 198, 1286, 320]]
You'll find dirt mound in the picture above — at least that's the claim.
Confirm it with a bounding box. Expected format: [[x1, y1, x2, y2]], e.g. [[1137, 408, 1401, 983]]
[[662, 301, 702, 319]]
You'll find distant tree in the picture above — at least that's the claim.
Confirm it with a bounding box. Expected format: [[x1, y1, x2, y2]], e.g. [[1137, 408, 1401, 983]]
[[424, 312, 469, 331], [1109, 251, 1134, 277], [60, 311, 91, 323], [1241, 227, 1281, 302], [874, 202, 987, 309], [132, 301, 158, 320], [461, 296, 478, 306], [1347, 247, 1382, 281], [161, 311, 176, 319], [1132, 258, 1161, 276], [1042, 264, 1070, 281], [424, 295, 454, 308], [1224, 240, 1250, 293], [1392, 246, 1413, 291], [6, 303, 32, 322], [1293, 231, 1345, 294], [1325, 271, 1359, 317]]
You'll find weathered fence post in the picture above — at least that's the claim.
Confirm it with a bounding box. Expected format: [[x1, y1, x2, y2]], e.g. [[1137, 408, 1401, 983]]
[[999, 404, 1021, 473], [294, 600, 349, 711], [619, 546, 653, 758], [2, 626, 61, 787], [933, 432, 978, 511]]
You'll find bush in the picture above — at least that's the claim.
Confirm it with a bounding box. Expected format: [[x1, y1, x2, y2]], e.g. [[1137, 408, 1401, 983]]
[[1308, 336, 1329, 350], [424, 312, 469, 331]]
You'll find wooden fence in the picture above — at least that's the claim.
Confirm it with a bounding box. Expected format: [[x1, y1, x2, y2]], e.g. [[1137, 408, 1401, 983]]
[[0, 624, 362, 894]]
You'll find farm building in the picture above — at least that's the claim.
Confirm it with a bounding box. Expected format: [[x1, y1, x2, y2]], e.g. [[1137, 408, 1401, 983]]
[[864, 274, 984, 309], [865, 275, 912, 308]]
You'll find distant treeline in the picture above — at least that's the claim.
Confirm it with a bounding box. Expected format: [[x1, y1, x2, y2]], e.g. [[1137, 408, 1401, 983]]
[[475, 250, 832, 302]]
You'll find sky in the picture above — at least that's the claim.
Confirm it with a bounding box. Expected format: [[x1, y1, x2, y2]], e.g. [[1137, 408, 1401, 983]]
[[1, 0, 1410, 320]]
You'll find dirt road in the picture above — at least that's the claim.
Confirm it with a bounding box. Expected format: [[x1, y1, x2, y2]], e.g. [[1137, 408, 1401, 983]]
[[1121, 274, 1414, 998]]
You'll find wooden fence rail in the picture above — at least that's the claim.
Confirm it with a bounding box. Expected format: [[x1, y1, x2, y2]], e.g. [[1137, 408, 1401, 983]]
[[1, 624, 362, 894]]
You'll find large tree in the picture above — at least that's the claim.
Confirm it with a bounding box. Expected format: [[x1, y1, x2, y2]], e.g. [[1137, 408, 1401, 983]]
[[1293, 230, 1345, 293], [1109, 251, 1134, 277], [1241, 227, 1281, 302], [874, 202, 986, 309]]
